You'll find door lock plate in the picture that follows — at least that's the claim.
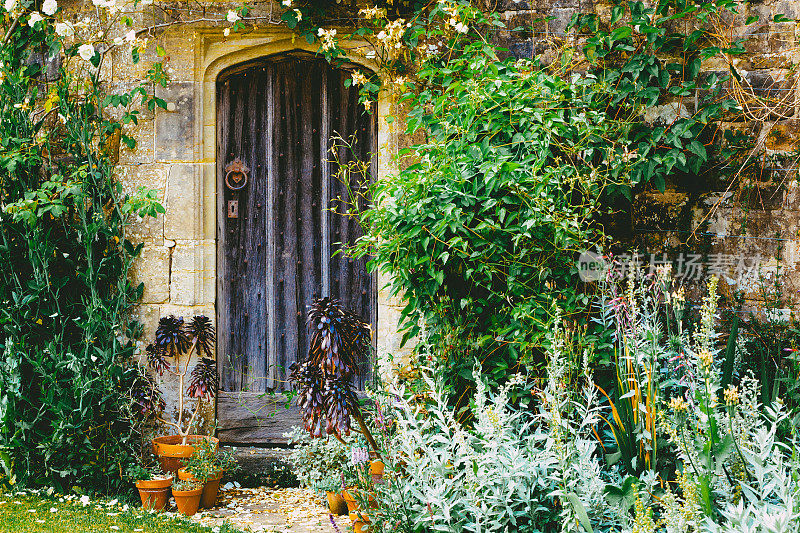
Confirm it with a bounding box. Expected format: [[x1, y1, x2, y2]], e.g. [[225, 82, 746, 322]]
[[227, 199, 239, 218]]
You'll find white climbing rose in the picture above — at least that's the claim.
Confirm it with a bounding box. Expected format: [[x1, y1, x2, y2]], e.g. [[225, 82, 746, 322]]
[[3, 0, 16, 12], [226, 10, 240, 22], [124, 29, 136, 42], [55, 21, 73, 36], [27, 12, 43, 26], [42, 0, 57, 16], [77, 43, 95, 61]]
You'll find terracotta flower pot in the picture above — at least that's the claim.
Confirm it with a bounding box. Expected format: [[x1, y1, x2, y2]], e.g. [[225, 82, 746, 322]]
[[178, 467, 223, 509], [152, 435, 219, 476], [134, 475, 173, 511], [342, 487, 377, 511], [370, 460, 384, 483], [326, 491, 348, 515], [172, 484, 203, 517], [341, 487, 358, 512], [349, 510, 371, 533]]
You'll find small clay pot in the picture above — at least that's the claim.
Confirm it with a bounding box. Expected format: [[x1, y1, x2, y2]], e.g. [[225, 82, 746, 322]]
[[349, 510, 371, 533], [178, 467, 223, 509], [341, 487, 358, 512], [370, 460, 384, 483], [135, 475, 173, 511], [326, 491, 348, 515], [172, 484, 203, 517], [342, 487, 377, 511], [152, 435, 219, 476]]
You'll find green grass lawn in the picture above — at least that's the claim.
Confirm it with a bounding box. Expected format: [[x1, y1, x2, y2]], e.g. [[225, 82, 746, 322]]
[[0, 488, 243, 533]]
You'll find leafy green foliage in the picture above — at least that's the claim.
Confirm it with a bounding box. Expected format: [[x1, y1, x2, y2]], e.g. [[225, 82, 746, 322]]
[[285, 426, 349, 491], [343, 0, 751, 405], [0, 10, 164, 493], [568, 0, 747, 196], [184, 438, 237, 482]]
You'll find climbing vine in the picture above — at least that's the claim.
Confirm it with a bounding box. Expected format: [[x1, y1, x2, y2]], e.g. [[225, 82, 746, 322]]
[[0, 0, 167, 492]]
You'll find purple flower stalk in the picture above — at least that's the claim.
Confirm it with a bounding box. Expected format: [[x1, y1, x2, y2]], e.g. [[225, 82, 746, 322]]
[[329, 514, 343, 533]]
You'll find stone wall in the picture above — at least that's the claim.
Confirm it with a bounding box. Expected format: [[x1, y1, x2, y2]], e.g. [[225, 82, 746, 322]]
[[95, 0, 800, 428]]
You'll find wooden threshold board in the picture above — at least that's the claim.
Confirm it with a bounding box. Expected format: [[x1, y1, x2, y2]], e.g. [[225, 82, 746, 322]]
[[216, 391, 301, 445]]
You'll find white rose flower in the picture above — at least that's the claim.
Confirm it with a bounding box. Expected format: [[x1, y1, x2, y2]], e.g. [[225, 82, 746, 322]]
[[113, 36, 123, 45], [226, 10, 240, 23], [223, 27, 230, 36], [3, 0, 16, 12], [41, 0, 57, 15], [124, 29, 136, 42], [77, 43, 95, 61], [27, 11, 43, 26], [56, 22, 75, 37], [281, 0, 291, 5]]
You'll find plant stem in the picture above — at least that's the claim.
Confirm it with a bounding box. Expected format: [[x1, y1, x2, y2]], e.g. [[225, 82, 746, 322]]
[[351, 406, 379, 455]]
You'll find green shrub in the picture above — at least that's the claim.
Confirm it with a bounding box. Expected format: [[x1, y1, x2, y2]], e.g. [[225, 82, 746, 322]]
[[349, 0, 745, 404], [285, 426, 349, 490], [0, 5, 165, 493]]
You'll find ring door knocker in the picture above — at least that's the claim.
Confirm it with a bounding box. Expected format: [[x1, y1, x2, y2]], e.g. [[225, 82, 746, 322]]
[[225, 159, 249, 219]]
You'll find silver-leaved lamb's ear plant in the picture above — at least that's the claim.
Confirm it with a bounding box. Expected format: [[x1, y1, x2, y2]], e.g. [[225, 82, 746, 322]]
[[366, 311, 623, 533]]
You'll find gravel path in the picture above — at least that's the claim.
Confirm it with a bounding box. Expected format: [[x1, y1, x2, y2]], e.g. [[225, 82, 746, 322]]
[[191, 487, 340, 533]]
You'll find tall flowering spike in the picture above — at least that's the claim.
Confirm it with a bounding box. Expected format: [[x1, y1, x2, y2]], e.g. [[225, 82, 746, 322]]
[[187, 315, 215, 356], [188, 357, 218, 400], [154, 315, 191, 357], [145, 343, 170, 375]]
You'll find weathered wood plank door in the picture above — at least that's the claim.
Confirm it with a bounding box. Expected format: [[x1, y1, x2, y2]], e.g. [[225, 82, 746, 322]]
[[215, 52, 377, 444]]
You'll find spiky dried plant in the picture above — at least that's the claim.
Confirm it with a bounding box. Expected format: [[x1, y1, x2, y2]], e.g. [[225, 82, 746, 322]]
[[324, 377, 357, 437], [291, 360, 326, 437], [143, 315, 217, 444], [145, 343, 170, 376], [291, 298, 373, 446], [188, 357, 218, 400], [187, 316, 216, 356], [307, 297, 369, 378], [132, 371, 166, 419]]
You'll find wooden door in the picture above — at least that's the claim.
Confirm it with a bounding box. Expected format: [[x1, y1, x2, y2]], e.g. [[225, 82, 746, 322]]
[[215, 52, 377, 444]]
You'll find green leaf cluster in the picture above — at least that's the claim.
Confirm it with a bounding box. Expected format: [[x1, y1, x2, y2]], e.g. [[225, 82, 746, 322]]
[[0, 10, 163, 493]]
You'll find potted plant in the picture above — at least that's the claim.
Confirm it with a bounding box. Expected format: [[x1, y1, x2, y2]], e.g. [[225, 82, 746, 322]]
[[171, 478, 203, 516], [349, 510, 371, 533], [314, 474, 348, 515], [127, 463, 173, 511], [290, 298, 376, 449], [291, 299, 384, 526], [142, 315, 220, 474], [178, 437, 238, 509]]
